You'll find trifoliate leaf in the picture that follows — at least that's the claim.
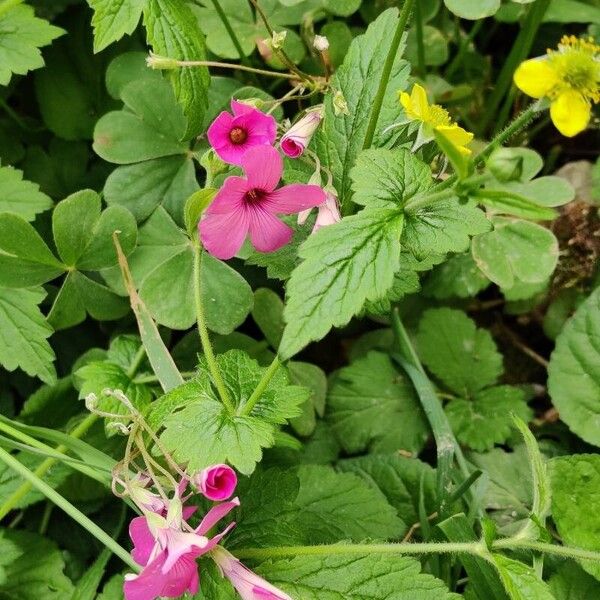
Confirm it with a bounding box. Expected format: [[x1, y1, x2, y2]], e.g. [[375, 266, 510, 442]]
[[88, 0, 146, 52], [446, 386, 532, 452], [0, 4, 63, 85], [316, 8, 410, 206], [0, 166, 52, 222], [550, 454, 600, 580], [491, 554, 555, 600], [327, 351, 428, 454], [423, 253, 490, 299], [417, 308, 503, 396], [403, 198, 490, 259], [280, 208, 404, 359], [547, 287, 600, 447], [549, 563, 600, 599], [0, 287, 56, 384], [0, 530, 74, 600], [338, 454, 437, 526], [471, 217, 559, 289], [149, 350, 309, 474], [144, 0, 210, 139], [256, 553, 460, 600]]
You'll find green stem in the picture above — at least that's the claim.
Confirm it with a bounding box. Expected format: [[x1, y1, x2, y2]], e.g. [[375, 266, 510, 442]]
[[478, 0, 550, 135], [127, 345, 147, 379], [0, 446, 138, 571], [164, 59, 297, 80], [493, 539, 600, 563], [134, 371, 196, 384], [403, 188, 456, 213], [414, 0, 425, 77], [240, 356, 281, 416], [0, 413, 97, 521], [362, 0, 414, 150], [193, 242, 235, 413]]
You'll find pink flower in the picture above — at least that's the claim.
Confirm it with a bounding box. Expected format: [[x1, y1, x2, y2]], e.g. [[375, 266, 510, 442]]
[[280, 107, 323, 158], [199, 145, 325, 260], [194, 464, 237, 501], [298, 189, 341, 233], [212, 547, 292, 600], [208, 100, 277, 166], [124, 498, 239, 600]]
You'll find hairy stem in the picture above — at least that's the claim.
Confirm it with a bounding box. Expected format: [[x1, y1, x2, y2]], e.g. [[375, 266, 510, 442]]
[[362, 0, 414, 150], [193, 242, 235, 413], [240, 356, 281, 416], [157, 58, 297, 80]]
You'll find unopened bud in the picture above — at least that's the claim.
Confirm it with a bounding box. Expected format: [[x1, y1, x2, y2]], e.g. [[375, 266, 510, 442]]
[[313, 35, 329, 51], [271, 30, 287, 50], [332, 90, 349, 116], [146, 52, 180, 70]]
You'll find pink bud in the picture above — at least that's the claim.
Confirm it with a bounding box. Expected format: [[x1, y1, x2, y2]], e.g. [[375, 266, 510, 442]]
[[313, 190, 341, 233], [280, 107, 323, 158], [194, 464, 237, 501]]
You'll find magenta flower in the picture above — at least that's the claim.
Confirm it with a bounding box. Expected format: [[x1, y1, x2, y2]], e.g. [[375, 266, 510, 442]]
[[199, 145, 325, 260], [298, 189, 341, 233], [208, 100, 277, 166], [212, 547, 292, 600], [124, 498, 239, 600], [194, 464, 237, 501], [280, 106, 323, 158]]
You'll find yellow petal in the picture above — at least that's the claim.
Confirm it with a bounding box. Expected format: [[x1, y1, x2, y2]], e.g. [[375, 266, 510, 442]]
[[399, 91, 412, 113], [513, 58, 558, 99], [436, 125, 473, 155], [550, 90, 591, 137], [410, 84, 430, 119]]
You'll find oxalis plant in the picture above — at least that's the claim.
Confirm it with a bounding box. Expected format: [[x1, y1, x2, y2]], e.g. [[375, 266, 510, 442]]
[[0, 0, 599, 598]]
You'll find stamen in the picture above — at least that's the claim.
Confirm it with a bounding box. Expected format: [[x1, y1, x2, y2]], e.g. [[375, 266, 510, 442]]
[[229, 126, 248, 144]]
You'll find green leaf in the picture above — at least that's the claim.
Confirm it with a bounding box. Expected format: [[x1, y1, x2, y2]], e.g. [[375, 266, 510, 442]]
[[0, 530, 74, 600], [184, 188, 215, 235], [550, 454, 600, 580], [547, 288, 600, 447], [288, 361, 327, 437], [549, 563, 600, 599], [472, 217, 558, 289], [0, 4, 63, 85], [406, 25, 449, 67], [150, 350, 309, 474], [88, 0, 146, 52], [52, 189, 137, 270], [544, 0, 600, 23], [144, 0, 210, 139], [105, 51, 160, 99], [255, 553, 459, 600], [423, 253, 490, 299], [252, 288, 285, 350], [0, 287, 56, 384], [0, 166, 52, 222], [93, 78, 189, 164], [0, 532, 20, 586], [416, 308, 503, 396], [0, 214, 64, 288], [280, 208, 404, 359], [96, 576, 124, 600], [316, 8, 410, 206], [327, 351, 429, 455], [446, 386, 531, 452], [403, 198, 490, 259], [444, 0, 500, 19], [338, 454, 437, 527], [491, 554, 555, 600]]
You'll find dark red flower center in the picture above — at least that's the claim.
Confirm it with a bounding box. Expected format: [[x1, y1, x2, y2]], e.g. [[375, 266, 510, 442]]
[[229, 127, 248, 145], [244, 188, 266, 205]]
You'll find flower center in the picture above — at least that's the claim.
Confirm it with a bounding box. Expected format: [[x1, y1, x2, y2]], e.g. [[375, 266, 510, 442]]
[[427, 104, 452, 128], [229, 127, 248, 145], [244, 188, 266, 204]]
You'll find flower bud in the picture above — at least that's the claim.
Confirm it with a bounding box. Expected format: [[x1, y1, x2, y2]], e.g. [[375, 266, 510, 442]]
[[271, 30, 287, 50], [313, 189, 341, 233], [332, 90, 349, 116], [280, 106, 324, 158], [193, 464, 237, 501], [313, 35, 329, 51]]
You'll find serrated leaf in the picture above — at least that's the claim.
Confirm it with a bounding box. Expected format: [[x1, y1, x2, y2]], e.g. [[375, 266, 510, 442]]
[[423, 253, 490, 299], [491, 554, 555, 600], [403, 198, 490, 259], [472, 217, 558, 289], [0, 4, 64, 85], [280, 208, 404, 359], [327, 351, 429, 454], [0, 287, 56, 384], [88, 0, 146, 52], [547, 287, 600, 447], [150, 350, 308, 474], [446, 386, 531, 452], [549, 563, 600, 599], [550, 454, 600, 580], [0, 166, 52, 221], [256, 553, 459, 600], [144, 0, 209, 139], [417, 308, 503, 396], [316, 8, 410, 206], [0, 530, 74, 600]]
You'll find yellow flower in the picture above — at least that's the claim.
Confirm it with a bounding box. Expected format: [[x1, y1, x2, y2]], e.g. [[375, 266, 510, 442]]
[[514, 36, 600, 137], [399, 84, 474, 155]]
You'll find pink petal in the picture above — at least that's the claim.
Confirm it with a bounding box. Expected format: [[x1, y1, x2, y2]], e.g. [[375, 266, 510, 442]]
[[129, 516, 155, 567], [242, 146, 282, 192], [200, 209, 249, 260], [196, 497, 240, 536], [182, 506, 198, 520], [196, 464, 238, 501], [281, 138, 303, 158], [231, 99, 254, 116], [206, 176, 248, 215], [266, 184, 326, 214], [247, 207, 293, 253], [207, 111, 235, 151], [160, 530, 209, 573]]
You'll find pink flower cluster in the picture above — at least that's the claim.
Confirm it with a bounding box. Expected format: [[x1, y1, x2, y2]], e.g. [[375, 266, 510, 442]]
[[124, 464, 290, 600], [200, 99, 340, 260]]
